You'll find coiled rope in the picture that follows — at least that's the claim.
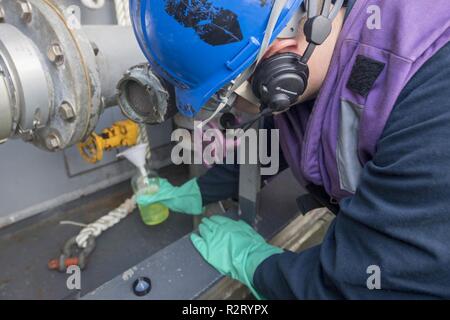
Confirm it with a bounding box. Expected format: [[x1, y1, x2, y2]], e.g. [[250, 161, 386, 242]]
[[75, 197, 136, 248]]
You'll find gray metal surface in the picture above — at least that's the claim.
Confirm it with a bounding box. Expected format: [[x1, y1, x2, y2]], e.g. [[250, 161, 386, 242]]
[[0, 165, 193, 300], [238, 121, 262, 226], [86, 234, 221, 300], [0, 73, 12, 142], [0, 0, 174, 227], [82, 26, 146, 108], [0, 23, 51, 138], [0, 106, 174, 228], [60, 0, 118, 25], [84, 168, 305, 299], [238, 157, 261, 225]]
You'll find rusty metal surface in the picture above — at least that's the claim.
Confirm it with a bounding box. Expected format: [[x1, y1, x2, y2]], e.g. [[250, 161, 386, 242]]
[[0, 165, 192, 300]]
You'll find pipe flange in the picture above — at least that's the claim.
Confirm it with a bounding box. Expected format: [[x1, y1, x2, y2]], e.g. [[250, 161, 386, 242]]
[[0, 23, 51, 136], [117, 64, 172, 124], [0, 73, 12, 142], [0, 0, 102, 150]]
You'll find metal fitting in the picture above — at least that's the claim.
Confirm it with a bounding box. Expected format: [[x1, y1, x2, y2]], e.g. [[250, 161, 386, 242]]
[[117, 63, 173, 124], [18, 1, 32, 24], [45, 133, 61, 150], [0, 6, 5, 23], [48, 236, 96, 272], [59, 102, 76, 121], [47, 43, 64, 66]]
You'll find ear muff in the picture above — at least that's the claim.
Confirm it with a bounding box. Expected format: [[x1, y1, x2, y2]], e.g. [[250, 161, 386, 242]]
[[251, 52, 309, 112]]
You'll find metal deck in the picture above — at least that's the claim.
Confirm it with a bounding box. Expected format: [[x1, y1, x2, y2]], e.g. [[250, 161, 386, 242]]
[[0, 165, 193, 300]]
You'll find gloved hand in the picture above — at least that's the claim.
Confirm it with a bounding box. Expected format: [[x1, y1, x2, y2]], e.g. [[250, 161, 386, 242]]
[[136, 178, 203, 215], [190, 215, 283, 299]]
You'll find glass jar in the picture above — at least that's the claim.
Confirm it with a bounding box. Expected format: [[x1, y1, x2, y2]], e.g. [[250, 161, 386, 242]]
[[131, 168, 169, 226]]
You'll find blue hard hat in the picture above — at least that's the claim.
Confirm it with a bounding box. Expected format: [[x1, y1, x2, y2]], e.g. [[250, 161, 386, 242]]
[[130, 0, 304, 117]]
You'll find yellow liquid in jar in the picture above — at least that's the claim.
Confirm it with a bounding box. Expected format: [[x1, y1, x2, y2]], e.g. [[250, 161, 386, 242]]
[[138, 202, 169, 226], [137, 185, 169, 226]]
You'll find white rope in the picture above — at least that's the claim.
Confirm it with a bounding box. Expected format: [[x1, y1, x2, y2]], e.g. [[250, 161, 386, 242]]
[[75, 197, 136, 248], [137, 124, 152, 161], [114, 0, 132, 26], [60, 221, 88, 228]]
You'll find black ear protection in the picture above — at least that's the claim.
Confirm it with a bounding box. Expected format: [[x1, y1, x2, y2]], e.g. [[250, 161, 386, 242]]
[[221, 0, 344, 130], [251, 0, 341, 113], [251, 52, 309, 112]]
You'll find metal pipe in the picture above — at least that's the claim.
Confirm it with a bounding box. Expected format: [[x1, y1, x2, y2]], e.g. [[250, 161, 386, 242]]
[[0, 23, 52, 142], [0, 0, 147, 150], [0, 74, 13, 143], [81, 25, 146, 108]]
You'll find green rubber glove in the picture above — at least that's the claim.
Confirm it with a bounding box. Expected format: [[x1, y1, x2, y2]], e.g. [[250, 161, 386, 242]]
[[136, 178, 203, 215], [190, 215, 283, 299]]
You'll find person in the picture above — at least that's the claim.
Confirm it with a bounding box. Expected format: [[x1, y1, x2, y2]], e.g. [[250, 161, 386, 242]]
[[131, 0, 450, 299]]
